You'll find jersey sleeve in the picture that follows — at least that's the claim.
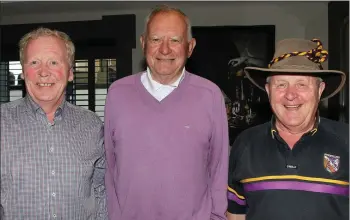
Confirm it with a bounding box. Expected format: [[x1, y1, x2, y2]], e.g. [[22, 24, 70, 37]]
[[227, 134, 247, 214]]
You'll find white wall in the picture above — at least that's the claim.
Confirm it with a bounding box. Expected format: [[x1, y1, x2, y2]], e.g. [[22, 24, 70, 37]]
[[1, 1, 329, 73]]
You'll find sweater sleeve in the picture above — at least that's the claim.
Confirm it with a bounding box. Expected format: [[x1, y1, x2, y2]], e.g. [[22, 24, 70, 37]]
[[104, 90, 121, 219], [209, 88, 229, 220]]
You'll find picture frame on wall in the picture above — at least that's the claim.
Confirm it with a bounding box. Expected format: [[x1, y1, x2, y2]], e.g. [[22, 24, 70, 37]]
[[186, 25, 275, 146]]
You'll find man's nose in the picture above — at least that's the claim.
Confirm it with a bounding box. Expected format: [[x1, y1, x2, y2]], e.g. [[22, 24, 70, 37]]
[[159, 40, 171, 55], [38, 64, 50, 77], [284, 86, 298, 100]]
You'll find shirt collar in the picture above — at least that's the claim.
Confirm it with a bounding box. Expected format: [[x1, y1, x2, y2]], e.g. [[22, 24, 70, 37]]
[[270, 111, 320, 139], [24, 95, 66, 119], [146, 67, 186, 90], [24, 95, 41, 114]]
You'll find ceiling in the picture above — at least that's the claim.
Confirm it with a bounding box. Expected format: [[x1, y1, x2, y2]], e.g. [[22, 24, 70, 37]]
[[0, 1, 234, 16], [0, 1, 329, 24]]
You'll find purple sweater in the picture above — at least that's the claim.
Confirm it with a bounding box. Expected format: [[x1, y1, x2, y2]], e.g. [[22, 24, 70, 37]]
[[104, 71, 228, 220]]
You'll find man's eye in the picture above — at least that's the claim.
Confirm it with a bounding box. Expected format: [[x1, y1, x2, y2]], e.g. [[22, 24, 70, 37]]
[[151, 38, 160, 43], [50, 60, 58, 65], [277, 83, 286, 88]]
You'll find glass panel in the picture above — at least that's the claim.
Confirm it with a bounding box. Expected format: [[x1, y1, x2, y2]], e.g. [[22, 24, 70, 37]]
[[95, 58, 117, 122], [9, 61, 22, 86], [69, 59, 89, 109], [9, 61, 24, 102], [0, 61, 10, 103]]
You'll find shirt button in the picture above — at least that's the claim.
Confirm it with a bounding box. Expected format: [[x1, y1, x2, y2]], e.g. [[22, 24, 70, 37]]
[[51, 170, 55, 175], [52, 192, 56, 197], [49, 147, 54, 153], [53, 214, 57, 218]]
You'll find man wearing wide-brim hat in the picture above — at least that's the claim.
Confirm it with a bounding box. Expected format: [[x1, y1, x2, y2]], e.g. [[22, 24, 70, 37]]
[[227, 38, 349, 220]]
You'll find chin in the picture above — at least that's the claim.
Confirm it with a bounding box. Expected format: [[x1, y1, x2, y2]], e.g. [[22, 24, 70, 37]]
[[154, 66, 176, 73], [284, 121, 304, 127], [281, 116, 306, 127], [34, 93, 61, 102], [37, 97, 57, 102]]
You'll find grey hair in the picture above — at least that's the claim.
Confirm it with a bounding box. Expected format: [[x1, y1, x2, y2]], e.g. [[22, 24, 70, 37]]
[[143, 4, 193, 41], [19, 27, 75, 68], [266, 76, 323, 85], [266, 76, 271, 83]]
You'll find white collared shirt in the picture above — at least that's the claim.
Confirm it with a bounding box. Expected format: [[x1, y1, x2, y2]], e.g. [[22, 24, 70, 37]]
[[141, 67, 185, 101]]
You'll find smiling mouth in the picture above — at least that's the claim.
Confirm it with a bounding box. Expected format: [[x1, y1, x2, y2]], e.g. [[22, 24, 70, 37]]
[[37, 83, 54, 87], [157, 58, 175, 61], [284, 105, 301, 110]]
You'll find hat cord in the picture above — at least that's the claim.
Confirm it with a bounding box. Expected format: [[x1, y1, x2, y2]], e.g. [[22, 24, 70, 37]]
[[268, 39, 329, 70]]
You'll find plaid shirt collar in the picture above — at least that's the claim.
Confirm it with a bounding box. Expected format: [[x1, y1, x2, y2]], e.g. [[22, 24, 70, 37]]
[[23, 95, 67, 121]]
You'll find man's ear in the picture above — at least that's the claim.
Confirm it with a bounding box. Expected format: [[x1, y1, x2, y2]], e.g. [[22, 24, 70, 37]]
[[318, 81, 325, 99], [140, 35, 146, 53], [187, 38, 196, 58], [68, 68, 74, 82]]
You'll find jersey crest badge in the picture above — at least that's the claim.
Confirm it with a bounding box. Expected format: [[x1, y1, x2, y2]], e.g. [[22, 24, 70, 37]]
[[323, 153, 340, 173]]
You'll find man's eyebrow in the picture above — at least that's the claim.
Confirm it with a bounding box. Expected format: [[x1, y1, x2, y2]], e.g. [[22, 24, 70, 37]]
[[274, 79, 287, 83]]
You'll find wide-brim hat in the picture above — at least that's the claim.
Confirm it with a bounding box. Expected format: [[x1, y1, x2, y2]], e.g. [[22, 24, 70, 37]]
[[244, 38, 346, 100]]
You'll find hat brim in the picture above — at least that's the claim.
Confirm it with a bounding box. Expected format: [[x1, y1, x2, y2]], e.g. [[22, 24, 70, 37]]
[[244, 67, 346, 101]]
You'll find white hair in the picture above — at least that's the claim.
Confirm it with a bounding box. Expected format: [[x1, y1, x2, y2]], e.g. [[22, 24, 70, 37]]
[[143, 4, 193, 42]]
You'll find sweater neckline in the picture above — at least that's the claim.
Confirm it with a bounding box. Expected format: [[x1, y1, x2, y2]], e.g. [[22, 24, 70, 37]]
[[135, 71, 191, 112]]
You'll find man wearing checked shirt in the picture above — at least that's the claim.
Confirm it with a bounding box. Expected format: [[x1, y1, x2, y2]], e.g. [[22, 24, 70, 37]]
[[0, 27, 107, 219], [227, 38, 349, 220]]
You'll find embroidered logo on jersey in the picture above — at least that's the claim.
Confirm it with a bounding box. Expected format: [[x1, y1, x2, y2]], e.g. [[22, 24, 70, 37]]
[[323, 153, 340, 173]]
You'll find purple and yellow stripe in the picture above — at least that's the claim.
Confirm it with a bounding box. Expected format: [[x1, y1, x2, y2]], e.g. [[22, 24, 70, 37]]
[[228, 187, 246, 205], [241, 175, 349, 197]]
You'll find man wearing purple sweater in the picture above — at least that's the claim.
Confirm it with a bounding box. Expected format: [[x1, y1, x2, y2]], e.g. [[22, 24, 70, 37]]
[[104, 4, 229, 220]]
